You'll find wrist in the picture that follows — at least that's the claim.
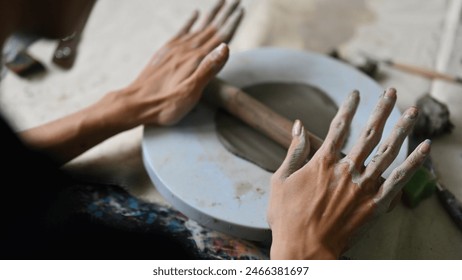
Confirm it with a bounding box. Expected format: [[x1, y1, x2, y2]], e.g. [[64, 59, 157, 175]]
[[270, 234, 339, 260], [97, 87, 141, 131]]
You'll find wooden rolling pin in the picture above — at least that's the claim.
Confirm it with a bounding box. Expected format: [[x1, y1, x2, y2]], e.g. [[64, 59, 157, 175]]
[[203, 78, 324, 152]]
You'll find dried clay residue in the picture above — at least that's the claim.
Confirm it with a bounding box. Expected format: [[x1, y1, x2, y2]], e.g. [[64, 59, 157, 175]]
[[215, 82, 338, 172]]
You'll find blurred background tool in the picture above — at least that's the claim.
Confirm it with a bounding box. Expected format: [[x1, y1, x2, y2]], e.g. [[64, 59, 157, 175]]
[[5, 50, 46, 78], [360, 52, 462, 85], [52, 0, 96, 70], [329, 49, 379, 78], [2, 33, 44, 79], [429, 158, 462, 232]]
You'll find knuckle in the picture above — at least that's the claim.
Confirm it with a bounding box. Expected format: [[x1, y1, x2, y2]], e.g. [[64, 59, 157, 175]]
[[337, 161, 351, 173], [335, 120, 346, 130], [366, 127, 382, 145], [390, 167, 406, 183], [374, 146, 397, 164], [369, 152, 382, 164], [378, 143, 391, 154], [365, 128, 376, 140], [369, 128, 382, 144]]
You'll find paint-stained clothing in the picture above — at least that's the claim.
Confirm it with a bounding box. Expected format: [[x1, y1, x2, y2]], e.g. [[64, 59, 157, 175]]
[[0, 114, 268, 260]]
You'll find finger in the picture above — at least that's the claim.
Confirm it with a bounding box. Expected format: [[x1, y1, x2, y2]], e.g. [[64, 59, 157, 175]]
[[321, 90, 360, 159], [217, 7, 244, 43], [150, 12, 200, 67], [200, 7, 244, 52], [363, 106, 418, 179], [274, 120, 311, 181], [173, 10, 200, 39], [374, 139, 431, 213], [347, 88, 397, 169], [190, 27, 217, 48], [214, 0, 241, 27], [189, 2, 243, 49], [186, 43, 229, 90], [199, 0, 226, 30]]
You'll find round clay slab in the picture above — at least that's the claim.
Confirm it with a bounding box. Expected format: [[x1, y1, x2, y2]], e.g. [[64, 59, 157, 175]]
[[142, 47, 407, 242]]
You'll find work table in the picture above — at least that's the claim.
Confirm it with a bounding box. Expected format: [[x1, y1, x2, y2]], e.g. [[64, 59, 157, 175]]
[[1, 0, 461, 259]]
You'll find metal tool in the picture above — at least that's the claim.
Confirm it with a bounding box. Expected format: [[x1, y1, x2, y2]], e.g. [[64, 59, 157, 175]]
[[427, 157, 462, 231]]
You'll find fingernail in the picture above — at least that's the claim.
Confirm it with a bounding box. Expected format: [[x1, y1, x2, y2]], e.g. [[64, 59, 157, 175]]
[[216, 43, 227, 53], [351, 90, 360, 99], [419, 139, 431, 154], [346, 90, 360, 110], [292, 120, 302, 137], [406, 106, 419, 119], [211, 43, 227, 59], [384, 88, 397, 99]]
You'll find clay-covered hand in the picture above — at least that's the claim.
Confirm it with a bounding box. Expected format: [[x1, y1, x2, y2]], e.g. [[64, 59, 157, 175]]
[[267, 88, 431, 259], [104, 0, 244, 127]]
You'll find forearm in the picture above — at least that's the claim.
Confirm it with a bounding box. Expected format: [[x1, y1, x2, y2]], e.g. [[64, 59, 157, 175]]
[[19, 89, 135, 165]]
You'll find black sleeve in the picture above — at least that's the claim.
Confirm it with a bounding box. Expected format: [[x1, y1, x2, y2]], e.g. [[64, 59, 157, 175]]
[[1, 114, 73, 222], [0, 114, 193, 260]]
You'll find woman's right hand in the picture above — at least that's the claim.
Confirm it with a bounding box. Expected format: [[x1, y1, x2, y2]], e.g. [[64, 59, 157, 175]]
[[268, 88, 430, 259]]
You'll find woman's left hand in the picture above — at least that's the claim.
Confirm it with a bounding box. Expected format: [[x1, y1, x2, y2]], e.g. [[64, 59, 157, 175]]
[[107, 0, 244, 127]]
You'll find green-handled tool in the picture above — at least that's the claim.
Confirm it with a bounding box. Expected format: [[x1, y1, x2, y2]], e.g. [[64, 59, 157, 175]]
[[403, 155, 462, 231], [402, 166, 437, 208]]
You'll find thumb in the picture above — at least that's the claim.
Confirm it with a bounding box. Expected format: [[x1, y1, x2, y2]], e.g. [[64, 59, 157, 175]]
[[274, 120, 311, 180], [190, 43, 229, 89]]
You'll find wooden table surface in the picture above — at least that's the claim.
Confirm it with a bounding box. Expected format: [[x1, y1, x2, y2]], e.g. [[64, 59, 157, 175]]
[[1, 0, 461, 259]]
